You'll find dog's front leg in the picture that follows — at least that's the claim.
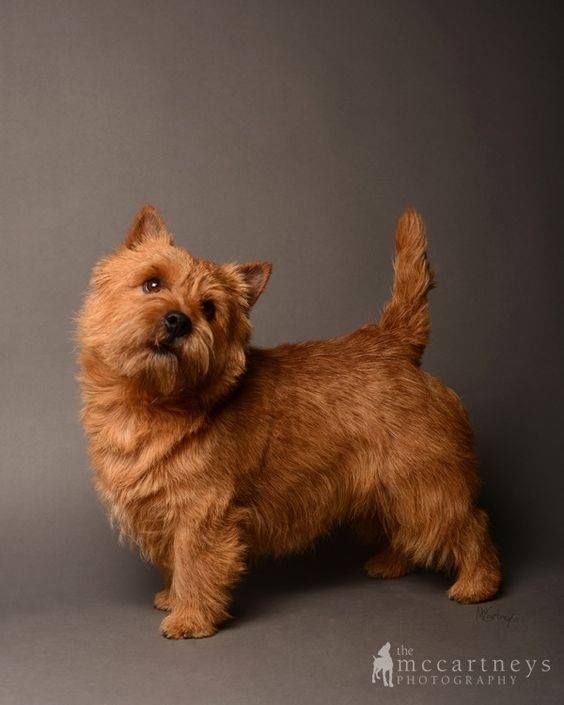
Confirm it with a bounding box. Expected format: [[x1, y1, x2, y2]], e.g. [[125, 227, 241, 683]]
[[153, 563, 173, 611], [160, 508, 246, 639]]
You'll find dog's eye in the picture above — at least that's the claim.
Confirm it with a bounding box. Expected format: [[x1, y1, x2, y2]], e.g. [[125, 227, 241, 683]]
[[202, 298, 216, 322], [142, 277, 161, 293]]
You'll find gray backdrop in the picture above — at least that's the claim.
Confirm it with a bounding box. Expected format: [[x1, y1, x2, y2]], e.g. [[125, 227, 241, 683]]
[[1, 1, 562, 704]]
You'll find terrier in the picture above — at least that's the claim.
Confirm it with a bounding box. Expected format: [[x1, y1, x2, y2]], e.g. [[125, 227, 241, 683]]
[[78, 205, 501, 639]]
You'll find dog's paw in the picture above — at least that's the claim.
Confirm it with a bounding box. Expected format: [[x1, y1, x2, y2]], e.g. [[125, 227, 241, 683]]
[[153, 588, 173, 611], [447, 577, 500, 604], [364, 549, 412, 579], [160, 612, 217, 640]]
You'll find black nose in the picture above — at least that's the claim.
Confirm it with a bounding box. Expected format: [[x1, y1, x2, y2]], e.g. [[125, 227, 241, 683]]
[[163, 310, 191, 339]]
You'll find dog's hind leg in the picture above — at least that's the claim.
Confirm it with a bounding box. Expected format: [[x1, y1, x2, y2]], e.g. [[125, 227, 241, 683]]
[[364, 545, 413, 579], [447, 508, 501, 603], [359, 511, 413, 579]]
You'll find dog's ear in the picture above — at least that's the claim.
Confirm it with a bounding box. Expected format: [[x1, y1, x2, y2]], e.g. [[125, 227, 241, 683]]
[[124, 205, 172, 248], [234, 261, 272, 307]]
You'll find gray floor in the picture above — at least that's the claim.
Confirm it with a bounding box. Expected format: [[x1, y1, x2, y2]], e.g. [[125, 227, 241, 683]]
[[3, 528, 563, 705]]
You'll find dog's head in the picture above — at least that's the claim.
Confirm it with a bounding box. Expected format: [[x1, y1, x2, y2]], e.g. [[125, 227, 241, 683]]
[[78, 205, 271, 399]]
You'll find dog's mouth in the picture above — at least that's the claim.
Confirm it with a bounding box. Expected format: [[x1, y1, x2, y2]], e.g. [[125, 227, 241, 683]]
[[150, 339, 178, 356]]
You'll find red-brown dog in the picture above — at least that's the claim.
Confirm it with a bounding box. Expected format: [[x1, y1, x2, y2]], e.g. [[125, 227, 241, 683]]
[[78, 206, 501, 639]]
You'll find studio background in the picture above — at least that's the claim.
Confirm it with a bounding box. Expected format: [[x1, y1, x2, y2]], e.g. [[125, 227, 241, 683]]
[[1, 1, 562, 704]]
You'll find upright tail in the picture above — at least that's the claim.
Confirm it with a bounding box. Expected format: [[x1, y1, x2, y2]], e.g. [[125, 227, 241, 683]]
[[379, 208, 435, 364]]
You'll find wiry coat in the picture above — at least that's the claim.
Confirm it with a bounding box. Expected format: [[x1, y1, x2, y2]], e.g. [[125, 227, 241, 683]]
[[78, 206, 501, 639]]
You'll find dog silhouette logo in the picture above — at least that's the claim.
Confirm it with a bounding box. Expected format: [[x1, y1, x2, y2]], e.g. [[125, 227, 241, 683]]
[[372, 642, 394, 687]]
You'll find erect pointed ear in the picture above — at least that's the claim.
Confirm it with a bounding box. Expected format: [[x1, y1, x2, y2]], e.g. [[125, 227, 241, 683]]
[[235, 261, 272, 307], [124, 204, 170, 248]]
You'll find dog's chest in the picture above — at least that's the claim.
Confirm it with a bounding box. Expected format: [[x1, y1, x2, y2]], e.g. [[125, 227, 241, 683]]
[[92, 436, 186, 563]]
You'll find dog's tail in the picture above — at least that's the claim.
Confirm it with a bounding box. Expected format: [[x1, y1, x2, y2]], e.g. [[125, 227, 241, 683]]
[[379, 208, 434, 364]]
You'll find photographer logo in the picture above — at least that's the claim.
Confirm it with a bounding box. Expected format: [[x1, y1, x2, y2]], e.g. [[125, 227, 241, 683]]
[[370, 641, 552, 688]]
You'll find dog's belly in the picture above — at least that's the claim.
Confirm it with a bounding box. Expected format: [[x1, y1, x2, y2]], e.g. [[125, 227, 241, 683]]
[[245, 505, 331, 556], [242, 453, 380, 556]]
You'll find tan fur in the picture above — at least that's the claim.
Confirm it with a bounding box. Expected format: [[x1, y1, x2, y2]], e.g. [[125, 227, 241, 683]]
[[77, 205, 501, 639]]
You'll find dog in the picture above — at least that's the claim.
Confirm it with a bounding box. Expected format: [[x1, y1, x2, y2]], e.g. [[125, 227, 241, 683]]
[[77, 205, 501, 639], [372, 642, 394, 687]]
